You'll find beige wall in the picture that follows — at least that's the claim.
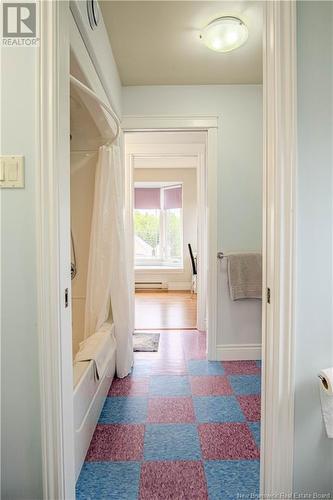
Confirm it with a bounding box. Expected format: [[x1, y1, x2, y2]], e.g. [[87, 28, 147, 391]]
[[134, 168, 197, 289], [70, 152, 97, 356], [70, 84, 103, 357]]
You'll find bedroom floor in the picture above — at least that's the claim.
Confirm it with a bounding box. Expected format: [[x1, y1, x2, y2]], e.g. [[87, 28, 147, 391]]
[[135, 291, 197, 330], [76, 330, 261, 499]]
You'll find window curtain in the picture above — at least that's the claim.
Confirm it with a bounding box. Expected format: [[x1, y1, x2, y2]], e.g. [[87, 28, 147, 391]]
[[163, 186, 182, 209], [134, 187, 160, 209], [84, 144, 133, 378], [134, 186, 182, 209]]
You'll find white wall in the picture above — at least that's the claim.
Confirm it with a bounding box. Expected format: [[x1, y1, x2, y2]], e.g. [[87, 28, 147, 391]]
[[123, 85, 263, 253], [1, 48, 43, 498], [294, 1, 333, 494], [134, 168, 197, 289]]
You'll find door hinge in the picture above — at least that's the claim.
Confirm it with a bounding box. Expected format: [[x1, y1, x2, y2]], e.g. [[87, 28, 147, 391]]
[[267, 287, 271, 304], [64, 288, 69, 308]]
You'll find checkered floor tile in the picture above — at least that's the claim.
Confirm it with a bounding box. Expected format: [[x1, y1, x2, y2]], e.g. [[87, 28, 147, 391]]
[[76, 330, 261, 499]]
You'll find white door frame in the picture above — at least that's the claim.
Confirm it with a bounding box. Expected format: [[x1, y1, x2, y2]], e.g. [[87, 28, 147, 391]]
[[122, 119, 218, 350], [124, 138, 208, 332], [37, 1, 75, 499], [260, 1, 297, 495], [37, 1, 297, 498]]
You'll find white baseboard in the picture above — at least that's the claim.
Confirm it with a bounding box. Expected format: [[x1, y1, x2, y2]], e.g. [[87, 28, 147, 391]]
[[216, 343, 262, 361], [168, 281, 191, 291]]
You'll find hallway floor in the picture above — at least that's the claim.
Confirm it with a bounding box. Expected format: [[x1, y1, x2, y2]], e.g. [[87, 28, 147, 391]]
[[76, 331, 261, 499], [135, 291, 197, 329]]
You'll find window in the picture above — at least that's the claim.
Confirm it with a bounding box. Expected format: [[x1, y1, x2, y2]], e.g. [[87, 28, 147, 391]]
[[134, 183, 183, 268]]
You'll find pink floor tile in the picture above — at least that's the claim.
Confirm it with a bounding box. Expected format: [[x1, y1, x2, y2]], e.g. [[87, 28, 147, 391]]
[[237, 395, 261, 421], [139, 461, 208, 500], [108, 377, 149, 396], [190, 376, 233, 396], [223, 360, 261, 375], [199, 423, 260, 460], [147, 397, 195, 423], [86, 424, 144, 461]]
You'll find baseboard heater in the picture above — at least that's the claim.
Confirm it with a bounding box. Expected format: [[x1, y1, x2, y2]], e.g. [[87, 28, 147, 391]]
[[135, 281, 168, 290]]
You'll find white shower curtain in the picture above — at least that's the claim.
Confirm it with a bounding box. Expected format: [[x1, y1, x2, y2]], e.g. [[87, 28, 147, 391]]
[[84, 144, 133, 378]]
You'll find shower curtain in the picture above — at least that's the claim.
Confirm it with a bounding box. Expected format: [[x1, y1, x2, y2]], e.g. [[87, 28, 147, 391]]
[[84, 144, 133, 378]]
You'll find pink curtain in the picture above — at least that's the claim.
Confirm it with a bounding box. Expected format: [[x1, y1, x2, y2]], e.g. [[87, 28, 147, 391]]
[[164, 186, 182, 209], [135, 188, 160, 209]]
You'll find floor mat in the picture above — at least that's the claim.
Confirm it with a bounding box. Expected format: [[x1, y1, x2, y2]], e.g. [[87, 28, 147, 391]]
[[133, 332, 160, 352]]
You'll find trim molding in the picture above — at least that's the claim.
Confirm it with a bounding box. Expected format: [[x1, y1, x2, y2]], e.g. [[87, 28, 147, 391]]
[[122, 115, 218, 130], [216, 344, 262, 361], [206, 128, 218, 359], [260, 1, 297, 495], [38, 1, 75, 498], [123, 117, 218, 356]]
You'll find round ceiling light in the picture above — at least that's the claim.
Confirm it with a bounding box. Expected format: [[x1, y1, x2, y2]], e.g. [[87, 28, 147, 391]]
[[200, 16, 248, 53]]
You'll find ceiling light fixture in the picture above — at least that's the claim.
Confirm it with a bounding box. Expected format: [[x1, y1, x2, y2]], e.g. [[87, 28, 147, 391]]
[[200, 16, 248, 53]]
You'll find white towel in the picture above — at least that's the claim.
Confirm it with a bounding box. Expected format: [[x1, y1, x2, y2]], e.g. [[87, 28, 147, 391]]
[[227, 253, 262, 301], [74, 322, 115, 380]]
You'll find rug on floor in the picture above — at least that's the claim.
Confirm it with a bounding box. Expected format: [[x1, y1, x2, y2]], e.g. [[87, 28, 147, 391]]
[[133, 332, 160, 352]]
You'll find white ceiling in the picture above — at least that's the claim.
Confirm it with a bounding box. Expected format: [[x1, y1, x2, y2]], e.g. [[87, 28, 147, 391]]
[[100, 1, 263, 86]]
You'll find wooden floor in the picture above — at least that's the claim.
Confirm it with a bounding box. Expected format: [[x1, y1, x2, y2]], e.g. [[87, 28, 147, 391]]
[[135, 291, 197, 330]]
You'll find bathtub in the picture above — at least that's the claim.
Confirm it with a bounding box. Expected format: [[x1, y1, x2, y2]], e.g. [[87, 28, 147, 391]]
[[73, 324, 116, 480]]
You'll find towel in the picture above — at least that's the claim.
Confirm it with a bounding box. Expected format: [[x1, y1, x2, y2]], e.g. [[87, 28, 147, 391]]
[[74, 322, 115, 380], [227, 253, 262, 300]]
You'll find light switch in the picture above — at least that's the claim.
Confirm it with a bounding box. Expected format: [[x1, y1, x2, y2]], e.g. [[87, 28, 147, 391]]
[[0, 160, 5, 181], [0, 156, 24, 188], [7, 160, 18, 181]]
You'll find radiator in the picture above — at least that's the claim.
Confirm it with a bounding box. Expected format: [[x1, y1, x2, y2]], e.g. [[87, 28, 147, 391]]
[[135, 281, 168, 290]]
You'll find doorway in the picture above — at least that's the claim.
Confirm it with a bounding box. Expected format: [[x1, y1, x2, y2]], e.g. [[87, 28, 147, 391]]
[[124, 129, 212, 335], [35, 4, 294, 496]]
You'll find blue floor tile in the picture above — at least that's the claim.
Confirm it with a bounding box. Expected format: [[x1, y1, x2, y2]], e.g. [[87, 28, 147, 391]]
[[193, 396, 245, 423], [99, 396, 147, 424], [229, 375, 261, 395], [131, 360, 152, 377], [76, 462, 141, 500], [150, 375, 190, 396], [248, 422, 261, 447], [144, 424, 201, 460], [187, 360, 224, 376], [204, 460, 260, 500]]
